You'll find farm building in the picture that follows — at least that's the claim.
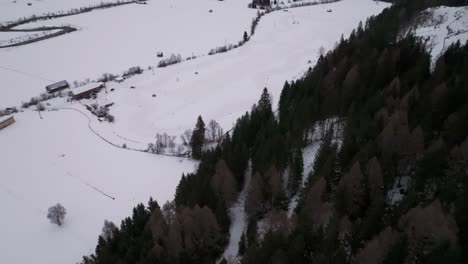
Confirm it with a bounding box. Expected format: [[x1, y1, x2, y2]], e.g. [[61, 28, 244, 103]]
[[71, 82, 104, 100], [114, 76, 124, 83], [46, 80, 69, 93], [0, 115, 15, 130]]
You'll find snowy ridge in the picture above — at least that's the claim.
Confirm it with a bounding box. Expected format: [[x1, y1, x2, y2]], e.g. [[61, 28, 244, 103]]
[[410, 5, 468, 65]]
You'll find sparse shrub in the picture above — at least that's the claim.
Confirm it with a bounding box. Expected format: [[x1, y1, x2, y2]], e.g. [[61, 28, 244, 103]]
[[107, 114, 115, 123], [36, 102, 45, 111], [122, 66, 143, 77]]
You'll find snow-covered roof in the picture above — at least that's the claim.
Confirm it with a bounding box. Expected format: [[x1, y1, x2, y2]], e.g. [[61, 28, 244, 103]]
[[72, 82, 104, 95], [0, 115, 13, 123], [115, 76, 124, 82]]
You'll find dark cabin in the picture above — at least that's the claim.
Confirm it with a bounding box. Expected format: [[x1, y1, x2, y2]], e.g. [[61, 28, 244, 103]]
[[46, 80, 69, 93]]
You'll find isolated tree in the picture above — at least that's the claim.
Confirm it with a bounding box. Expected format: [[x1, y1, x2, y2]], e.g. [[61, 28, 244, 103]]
[[243, 31, 249, 42], [47, 203, 66, 226], [190, 115, 206, 159]]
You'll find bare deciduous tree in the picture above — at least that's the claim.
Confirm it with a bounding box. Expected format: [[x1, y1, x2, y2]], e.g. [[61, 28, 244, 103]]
[[207, 120, 223, 142], [47, 203, 66, 226], [101, 220, 117, 240], [180, 129, 192, 146]]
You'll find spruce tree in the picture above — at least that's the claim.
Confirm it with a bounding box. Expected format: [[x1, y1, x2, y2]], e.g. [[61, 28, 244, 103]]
[[290, 148, 304, 195], [190, 115, 206, 159]]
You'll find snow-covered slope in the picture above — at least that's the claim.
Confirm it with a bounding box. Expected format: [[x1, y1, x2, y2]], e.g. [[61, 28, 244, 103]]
[[0, 110, 196, 263], [411, 5, 468, 64], [0, 0, 256, 107], [40, 0, 390, 151]]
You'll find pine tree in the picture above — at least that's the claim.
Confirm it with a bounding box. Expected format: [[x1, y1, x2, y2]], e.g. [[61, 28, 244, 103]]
[[190, 115, 206, 159], [258, 87, 272, 113], [243, 31, 249, 42], [289, 148, 304, 195]]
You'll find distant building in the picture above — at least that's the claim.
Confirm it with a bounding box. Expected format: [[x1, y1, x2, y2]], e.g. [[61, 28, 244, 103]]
[[46, 80, 69, 93], [114, 76, 124, 83], [0, 115, 15, 130], [157, 52, 164, 57], [71, 82, 104, 100]]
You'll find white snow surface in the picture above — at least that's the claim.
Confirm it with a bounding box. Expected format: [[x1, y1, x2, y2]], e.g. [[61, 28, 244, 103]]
[[0, 110, 196, 263], [412, 5, 468, 65], [386, 176, 410, 206]]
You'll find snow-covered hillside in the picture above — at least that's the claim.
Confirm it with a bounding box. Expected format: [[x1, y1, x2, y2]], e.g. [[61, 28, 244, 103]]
[[411, 5, 468, 64], [36, 0, 390, 151]]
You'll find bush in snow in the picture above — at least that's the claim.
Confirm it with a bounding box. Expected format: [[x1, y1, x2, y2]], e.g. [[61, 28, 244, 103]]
[[36, 102, 46, 111], [122, 66, 143, 78], [157, 54, 182, 67], [0, 107, 18, 117], [47, 203, 66, 226], [97, 73, 117, 83], [106, 114, 115, 123]]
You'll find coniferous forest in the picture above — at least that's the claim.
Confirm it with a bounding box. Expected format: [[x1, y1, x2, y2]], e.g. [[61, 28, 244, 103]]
[[81, 0, 468, 263]]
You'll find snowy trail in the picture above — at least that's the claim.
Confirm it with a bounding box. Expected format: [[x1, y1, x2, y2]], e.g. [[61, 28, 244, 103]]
[[288, 143, 321, 216], [219, 163, 252, 263]]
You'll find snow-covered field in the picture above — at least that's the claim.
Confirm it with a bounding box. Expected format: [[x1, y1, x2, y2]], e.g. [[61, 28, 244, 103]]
[[412, 5, 468, 64], [0, 0, 390, 263], [0, 0, 256, 107], [0, 110, 196, 263], [0, 0, 126, 22]]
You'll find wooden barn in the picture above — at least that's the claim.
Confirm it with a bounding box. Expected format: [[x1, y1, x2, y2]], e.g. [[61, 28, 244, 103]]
[[72, 82, 105, 100], [46, 80, 69, 93], [0, 115, 15, 130]]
